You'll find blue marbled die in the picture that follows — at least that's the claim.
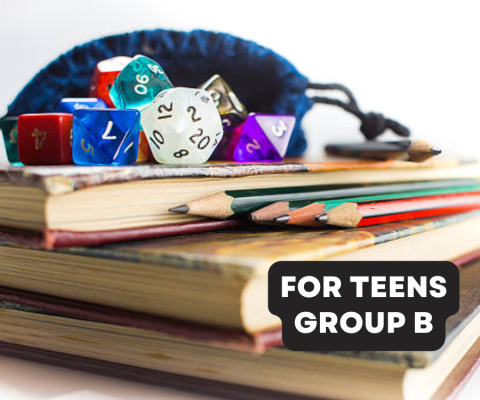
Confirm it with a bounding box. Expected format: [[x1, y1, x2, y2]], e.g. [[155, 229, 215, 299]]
[[73, 109, 140, 165]]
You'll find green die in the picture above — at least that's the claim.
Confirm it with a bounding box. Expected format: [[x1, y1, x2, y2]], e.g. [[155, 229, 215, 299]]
[[0, 117, 21, 164], [109, 55, 173, 111]]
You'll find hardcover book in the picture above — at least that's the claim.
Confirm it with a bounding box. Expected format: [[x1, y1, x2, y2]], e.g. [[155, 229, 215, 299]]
[[0, 158, 477, 236], [1, 257, 480, 400], [0, 211, 479, 333]]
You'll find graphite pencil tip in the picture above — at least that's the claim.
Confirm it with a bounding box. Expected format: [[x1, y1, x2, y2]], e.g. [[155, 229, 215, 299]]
[[169, 205, 190, 214], [315, 214, 329, 224], [430, 147, 442, 156], [273, 214, 291, 224]]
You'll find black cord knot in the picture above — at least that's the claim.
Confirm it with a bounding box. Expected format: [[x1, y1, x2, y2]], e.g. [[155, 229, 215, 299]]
[[307, 82, 410, 140], [360, 112, 388, 140]]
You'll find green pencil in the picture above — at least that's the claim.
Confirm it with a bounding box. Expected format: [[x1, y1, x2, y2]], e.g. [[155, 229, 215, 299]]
[[169, 179, 480, 219]]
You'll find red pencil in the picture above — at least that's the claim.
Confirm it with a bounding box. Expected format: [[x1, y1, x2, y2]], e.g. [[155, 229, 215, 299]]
[[315, 191, 480, 228]]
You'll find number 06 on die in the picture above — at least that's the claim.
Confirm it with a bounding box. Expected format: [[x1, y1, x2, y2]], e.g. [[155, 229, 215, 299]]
[[141, 88, 224, 164], [109, 55, 173, 111]]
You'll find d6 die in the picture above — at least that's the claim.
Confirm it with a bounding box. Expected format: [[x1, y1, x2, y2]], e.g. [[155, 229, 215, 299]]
[[57, 98, 107, 113], [0, 117, 20, 164], [233, 113, 295, 162], [73, 109, 140, 165], [109, 55, 173, 111], [199, 74, 247, 131], [90, 56, 132, 108], [18, 114, 73, 165], [141, 88, 223, 164]]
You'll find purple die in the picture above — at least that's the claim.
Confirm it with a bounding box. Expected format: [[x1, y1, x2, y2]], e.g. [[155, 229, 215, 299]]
[[233, 113, 295, 162]]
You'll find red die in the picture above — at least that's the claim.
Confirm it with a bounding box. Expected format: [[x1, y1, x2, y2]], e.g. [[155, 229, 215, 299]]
[[18, 113, 73, 165], [89, 56, 132, 108]]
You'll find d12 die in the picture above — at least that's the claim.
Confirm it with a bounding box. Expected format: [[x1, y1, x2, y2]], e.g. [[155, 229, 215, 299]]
[[233, 113, 296, 162], [141, 88, 223, 164], [109, 55, 173, 111], [73, 109, 140, 165], [0, 117, 20, 164], [90, 56, 132, 108], [18, 114, 73, 165], [57, 98, 107, 113], [199, 74, 247, 131]]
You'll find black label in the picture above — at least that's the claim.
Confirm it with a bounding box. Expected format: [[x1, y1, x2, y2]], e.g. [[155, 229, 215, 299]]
[[268, 261, 459, 351]]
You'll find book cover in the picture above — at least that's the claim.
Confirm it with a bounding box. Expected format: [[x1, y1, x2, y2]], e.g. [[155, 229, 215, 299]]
[[0, 158, 470, 195], [59, 211, 480, 278], [0, 219, 247, 249]]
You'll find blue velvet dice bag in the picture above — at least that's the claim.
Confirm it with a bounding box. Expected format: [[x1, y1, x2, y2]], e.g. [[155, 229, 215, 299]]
[[5, 29, 409, 156]]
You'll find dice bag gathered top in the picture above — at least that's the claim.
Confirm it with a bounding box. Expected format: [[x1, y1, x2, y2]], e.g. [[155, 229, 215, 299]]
[[3, 29, 410, 162]]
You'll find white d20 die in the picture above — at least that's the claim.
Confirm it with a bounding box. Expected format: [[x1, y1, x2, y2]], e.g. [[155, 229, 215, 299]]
[[141, 88, 224, 164]]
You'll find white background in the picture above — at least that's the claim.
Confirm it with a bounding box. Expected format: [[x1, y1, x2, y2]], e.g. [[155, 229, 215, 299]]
[[0, 0, 480, 398], [1, 0, 480, 161]]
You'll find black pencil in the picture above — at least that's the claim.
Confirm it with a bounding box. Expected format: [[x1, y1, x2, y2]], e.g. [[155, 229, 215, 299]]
[[325, 140, 442, 162]]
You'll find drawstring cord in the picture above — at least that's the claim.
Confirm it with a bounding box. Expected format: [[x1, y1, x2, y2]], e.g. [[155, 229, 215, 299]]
[[307, 82, 410, 140]]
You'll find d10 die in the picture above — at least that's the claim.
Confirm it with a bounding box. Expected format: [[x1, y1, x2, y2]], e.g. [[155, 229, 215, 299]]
[[90, 56, 132, 108], [136, 131, 152, 163], [18, 114, 73, 165], [199, 74, 247, 131], [73, 109, 140, 165], [109, 55, 173, 111], [0, 117, 20, 164], [233, 113, 296, 162], [57, 98, 107, 113], [141, 88, 223, 164], [210, 122, 243, 161]]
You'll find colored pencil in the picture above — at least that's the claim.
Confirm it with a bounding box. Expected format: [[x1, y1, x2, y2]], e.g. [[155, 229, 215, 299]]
[[314, 191, 480, 228], [325, 140, 441, 162], [273, 184, 480, 226], [169, 179, 480, 219]]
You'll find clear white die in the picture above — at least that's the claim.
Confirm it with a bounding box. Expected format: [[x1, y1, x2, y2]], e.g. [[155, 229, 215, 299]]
[[141, 88, 224, 164]]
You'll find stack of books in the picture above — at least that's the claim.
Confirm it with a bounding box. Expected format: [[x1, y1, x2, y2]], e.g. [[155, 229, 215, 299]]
[[1, 157, 480, 400]]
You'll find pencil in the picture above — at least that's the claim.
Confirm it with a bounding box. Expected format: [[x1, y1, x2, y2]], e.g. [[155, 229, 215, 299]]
[[170, 179, 480, 219], [242, 179, 480, 224], [314, 191, 480, 228], [325, 140, 442, 162], [273, 184, 480, 226]]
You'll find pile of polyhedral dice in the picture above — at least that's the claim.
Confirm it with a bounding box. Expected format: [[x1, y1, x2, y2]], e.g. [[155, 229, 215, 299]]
[[0, 55, 296, 165]]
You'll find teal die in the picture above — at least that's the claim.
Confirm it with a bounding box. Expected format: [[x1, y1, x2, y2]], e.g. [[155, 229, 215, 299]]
[[109, 55, 173, 111], [0, 117, 21, 164]]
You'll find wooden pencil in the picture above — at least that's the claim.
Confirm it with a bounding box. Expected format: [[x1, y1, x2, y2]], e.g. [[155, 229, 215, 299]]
[[170, 179, 480, 219], [314, 191, 480, 228], [325, 140, 442, 162], [273, 184, 480, 226]]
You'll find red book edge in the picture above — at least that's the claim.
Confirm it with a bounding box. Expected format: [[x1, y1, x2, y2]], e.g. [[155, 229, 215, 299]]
[[0, 219, 249, 250]]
